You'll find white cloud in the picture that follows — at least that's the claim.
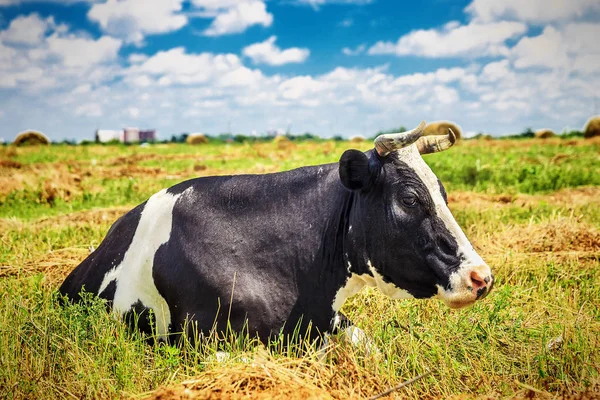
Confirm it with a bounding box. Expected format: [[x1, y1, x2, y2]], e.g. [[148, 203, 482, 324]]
[[368, 21, 527, 58], [46, 33, 122, 68], [480, 60, 511, 82], [128, 53, 148, 64], [0, 13, 54, 45], [0, 41, 16, 62], [511, 26, 568, 70], [342, 44, 365, 56], [466, 0, 600, 24], [511, 23, 600, 72], [190, 0, 239, 10], [72, 83, 92, 94], [1, 2, 600, 141], [0, 16, 122, 93], [391, 67, 470, 87], [293, 0, 372, 9], [127, 107, 140, 118], [126, 74, 153, 88], [198, 1, 273, 37], [127, 47, 265, 88], [75, 102, 103, 117], [243, 36, 309, 66], [87, 0, 187, 45], [0, 0, 97, 5], [278, 76, 329, 102], [432, 85, 459, 104]]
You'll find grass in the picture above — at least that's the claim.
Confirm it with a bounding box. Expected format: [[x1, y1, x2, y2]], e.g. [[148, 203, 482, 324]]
[[1, 138, 599, 399]]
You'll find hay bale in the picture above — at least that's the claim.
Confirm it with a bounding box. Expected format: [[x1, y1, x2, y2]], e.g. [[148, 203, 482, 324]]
[[273, 135, 290, 143], [273, 135, 293, 150], [423, 121, 462, 140], [534, 129, 555, 139], [349, 135, 366, 143], [186, 133, 209, 145], [13, 130, 50, 146], [584, 116, 600, 138]]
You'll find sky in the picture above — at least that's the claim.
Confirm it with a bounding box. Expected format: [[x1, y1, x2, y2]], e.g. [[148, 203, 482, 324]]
[[0, 0, 599, 141]]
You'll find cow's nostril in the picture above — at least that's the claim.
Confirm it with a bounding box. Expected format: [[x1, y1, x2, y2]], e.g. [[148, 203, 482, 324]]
[[469, 270, 486, 291]]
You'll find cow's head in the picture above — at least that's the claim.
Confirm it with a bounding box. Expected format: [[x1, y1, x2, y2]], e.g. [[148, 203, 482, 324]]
[[339, 121, 493, 309]]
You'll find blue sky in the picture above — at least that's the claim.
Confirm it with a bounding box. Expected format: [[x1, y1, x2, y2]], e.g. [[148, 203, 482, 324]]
[[0, 0, 599, 141]]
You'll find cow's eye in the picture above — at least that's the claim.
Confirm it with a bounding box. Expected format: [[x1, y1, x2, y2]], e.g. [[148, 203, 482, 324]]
[[402, 195, 418, 207]]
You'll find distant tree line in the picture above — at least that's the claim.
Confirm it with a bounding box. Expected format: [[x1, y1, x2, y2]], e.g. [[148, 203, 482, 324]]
[[496, 127, 584, 139], [10, 125, 586, 146], [167, 132, 336, 144]]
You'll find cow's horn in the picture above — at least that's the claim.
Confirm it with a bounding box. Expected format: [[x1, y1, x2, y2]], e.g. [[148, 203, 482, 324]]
[[415, 127, 457, 155], [374, 120, 426, 157]]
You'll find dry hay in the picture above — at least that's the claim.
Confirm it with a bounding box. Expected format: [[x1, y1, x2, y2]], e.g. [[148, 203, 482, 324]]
[[583, 115, 600, 138], [483, 216, 600, 254], [423, 121, 462, 140], [273, 135, 291, 143], [147, 346, 396, 400], [534, 129, 556, 139], [0, 247, 87, 286], [13, 130, 50, 146], [349, 135, 366, 143], [0, 159, 22, 169], [0, 162, 87, 203], [448, 187, 600, 211], [273, 135, 294, 150], [144, 345, 596, 400], [448, 390, 600, 400], [186, 133, 209, 145], [21, 206, 129, 230]]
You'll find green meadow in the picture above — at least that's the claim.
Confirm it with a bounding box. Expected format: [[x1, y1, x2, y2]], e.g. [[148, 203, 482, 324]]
[[1, 137, 599, 399]]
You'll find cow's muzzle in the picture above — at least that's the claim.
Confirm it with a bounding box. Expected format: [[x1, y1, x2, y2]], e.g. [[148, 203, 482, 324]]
[[437, 264, 494, 309], [469, 270, 494, 300]]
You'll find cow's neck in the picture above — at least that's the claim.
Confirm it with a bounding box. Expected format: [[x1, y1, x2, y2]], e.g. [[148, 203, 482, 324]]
[[297, 170, 376, 317], [327, 187, 392, 313], [274, 164, 364, 324]]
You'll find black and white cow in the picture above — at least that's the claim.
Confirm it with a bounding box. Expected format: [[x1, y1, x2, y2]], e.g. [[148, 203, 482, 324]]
[[59, 121, 493, 344]]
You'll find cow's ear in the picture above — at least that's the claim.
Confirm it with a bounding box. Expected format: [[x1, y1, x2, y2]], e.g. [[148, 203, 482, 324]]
[[339, 150, 379, 191]]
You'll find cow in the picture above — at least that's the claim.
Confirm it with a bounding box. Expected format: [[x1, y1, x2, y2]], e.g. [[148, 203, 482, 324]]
[[59, 121, 493, 345]]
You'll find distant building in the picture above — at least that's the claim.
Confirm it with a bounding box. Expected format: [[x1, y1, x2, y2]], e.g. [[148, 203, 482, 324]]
[[124, 127, 140, 143], [96, 127, 156, 143], [96, 129, 123, 143], [139, 129, 156, 142]]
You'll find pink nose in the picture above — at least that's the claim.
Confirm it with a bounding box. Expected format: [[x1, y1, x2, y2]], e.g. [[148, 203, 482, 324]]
[[469, 270, 493, 299]]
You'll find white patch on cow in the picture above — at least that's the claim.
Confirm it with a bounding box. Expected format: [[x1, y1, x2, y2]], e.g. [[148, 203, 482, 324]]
[[332, 260, 413, 312], [98, 187, 190, 340], [395, 145, 492, 307], [367, 260, 415, 300], [332, 274, 367, 312]]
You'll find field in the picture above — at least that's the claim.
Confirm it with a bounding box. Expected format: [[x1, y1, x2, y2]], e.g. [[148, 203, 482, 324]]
[[1, 137, 599, 399]]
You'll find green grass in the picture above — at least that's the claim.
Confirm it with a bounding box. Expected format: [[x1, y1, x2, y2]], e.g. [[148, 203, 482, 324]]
[[1, 139, 599, 219], [1, 138, 599, 398]]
